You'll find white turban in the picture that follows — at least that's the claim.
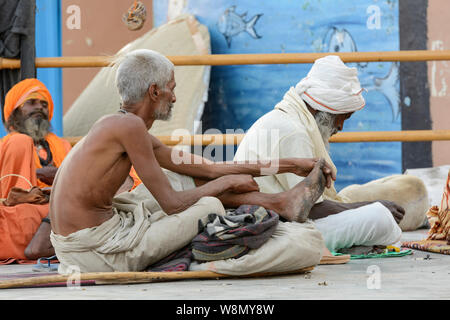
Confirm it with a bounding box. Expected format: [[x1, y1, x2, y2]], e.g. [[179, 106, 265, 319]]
[[295, 55, 365, 114]]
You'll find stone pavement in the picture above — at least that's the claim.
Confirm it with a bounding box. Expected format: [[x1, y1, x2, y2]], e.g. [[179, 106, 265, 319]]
[[0, 229, 448, 300]]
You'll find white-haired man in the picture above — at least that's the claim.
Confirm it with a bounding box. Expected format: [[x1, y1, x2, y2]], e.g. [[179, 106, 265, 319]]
[[49, 49, 336, 273], [234, 55, 429, 252]]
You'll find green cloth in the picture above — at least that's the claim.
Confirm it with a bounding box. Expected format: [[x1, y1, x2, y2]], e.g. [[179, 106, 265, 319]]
[[332, 249, 412, 260]]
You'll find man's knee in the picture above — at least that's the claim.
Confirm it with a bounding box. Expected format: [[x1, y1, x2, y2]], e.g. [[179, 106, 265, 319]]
[[173, 196, 226, 229], [196, 196, 226, 216]]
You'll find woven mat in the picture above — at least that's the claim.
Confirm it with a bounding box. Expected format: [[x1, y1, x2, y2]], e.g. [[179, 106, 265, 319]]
[[402, 239, 450, 255]]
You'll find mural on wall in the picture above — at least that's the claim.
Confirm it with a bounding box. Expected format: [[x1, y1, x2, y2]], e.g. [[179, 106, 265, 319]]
[[217, 6, 263, 48], [154, 0, 401, 191], [321, 25, 400, 119]]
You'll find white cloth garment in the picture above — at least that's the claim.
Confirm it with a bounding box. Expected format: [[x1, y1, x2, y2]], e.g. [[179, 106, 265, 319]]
[[313, 202, 402, 252], [295, 55, 365, 114]]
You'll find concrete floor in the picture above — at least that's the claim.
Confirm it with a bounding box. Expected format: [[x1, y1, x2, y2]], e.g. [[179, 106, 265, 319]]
[[0, 229, 448, 300]]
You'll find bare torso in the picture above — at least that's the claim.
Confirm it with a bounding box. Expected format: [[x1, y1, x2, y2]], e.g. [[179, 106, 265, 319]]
[[50, 114, 135, 236]]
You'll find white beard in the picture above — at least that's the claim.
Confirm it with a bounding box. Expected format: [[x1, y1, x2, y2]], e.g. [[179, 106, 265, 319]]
[[23, 116, 51, 143], [155, 102, 173, 121], [314, 111, 338, 152]]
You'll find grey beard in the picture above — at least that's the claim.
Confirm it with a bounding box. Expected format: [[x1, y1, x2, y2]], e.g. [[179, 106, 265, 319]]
[[314, 111, 338, 151], [155, 103, 173, 121], [23, 116, 52, 143]]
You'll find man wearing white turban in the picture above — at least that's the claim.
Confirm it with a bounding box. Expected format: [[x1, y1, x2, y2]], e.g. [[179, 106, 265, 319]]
[[234, 55, 429, 252]]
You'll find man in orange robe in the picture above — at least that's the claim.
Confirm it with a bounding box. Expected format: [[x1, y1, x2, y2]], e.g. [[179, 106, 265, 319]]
[[0, 78, 71, 263]]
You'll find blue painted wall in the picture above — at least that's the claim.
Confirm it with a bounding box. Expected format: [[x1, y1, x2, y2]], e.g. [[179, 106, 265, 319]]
[[35, 0, 63, 137], [154, 0, 401, 191], [0, 0, 63, 138]]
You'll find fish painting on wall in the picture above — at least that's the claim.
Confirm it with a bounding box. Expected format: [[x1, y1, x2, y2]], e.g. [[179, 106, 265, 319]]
[[322, 26, 400, 121], [217, 5, 263, 47], [323, 26, 368, 68]]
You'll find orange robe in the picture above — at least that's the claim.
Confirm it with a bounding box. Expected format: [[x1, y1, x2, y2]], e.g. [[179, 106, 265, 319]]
[[0, 132, 71, 195], [0, 132, 71, 262], [129, 166, 143, 190], [0, 203, 49, 262]]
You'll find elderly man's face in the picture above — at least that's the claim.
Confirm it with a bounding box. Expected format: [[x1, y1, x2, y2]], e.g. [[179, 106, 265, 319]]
[[314, 111, 353, 150], [7, 99, 52, 143], [334, 112, 354, 132], [21, 99, 49, 120], [154, 71, 176, 121]]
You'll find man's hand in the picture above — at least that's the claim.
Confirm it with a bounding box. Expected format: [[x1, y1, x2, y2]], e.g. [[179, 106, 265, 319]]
[[378, 200, 405, 224], [36, 166, 58, 185], [225, 174, 260, 194], [290, 158, 336, 188]]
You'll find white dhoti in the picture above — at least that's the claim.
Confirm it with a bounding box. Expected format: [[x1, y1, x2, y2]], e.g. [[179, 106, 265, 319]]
[[313, 202, 402, 252], [50, 171, 226, 274]]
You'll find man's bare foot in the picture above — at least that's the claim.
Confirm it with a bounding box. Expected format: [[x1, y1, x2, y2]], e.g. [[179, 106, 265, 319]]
[[273, 158, 326, 222]]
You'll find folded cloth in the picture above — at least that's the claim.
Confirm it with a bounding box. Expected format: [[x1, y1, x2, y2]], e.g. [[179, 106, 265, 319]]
[[191, 205, 279, 262], [2, 186, 50, 206]]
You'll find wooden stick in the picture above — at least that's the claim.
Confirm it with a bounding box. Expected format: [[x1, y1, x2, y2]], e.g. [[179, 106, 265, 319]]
[[0, 267, 314, 289], [2, 50, 450, 69], [64, 130, 450, 147]]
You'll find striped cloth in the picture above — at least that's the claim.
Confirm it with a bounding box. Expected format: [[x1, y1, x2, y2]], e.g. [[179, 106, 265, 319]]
[[146, 245, 192, 272], [191, 205, 279, 262]]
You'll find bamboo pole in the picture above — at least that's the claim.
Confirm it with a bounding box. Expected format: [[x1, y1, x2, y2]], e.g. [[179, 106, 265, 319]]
[[2, 50, 450, 69], [0, 267, 313, 289], [329, 130, 450, 143], [64, 130, 450, 147]]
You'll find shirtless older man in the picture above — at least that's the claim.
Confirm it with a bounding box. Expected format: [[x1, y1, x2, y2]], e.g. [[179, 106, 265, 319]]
[[49, 49, 335, 273]]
